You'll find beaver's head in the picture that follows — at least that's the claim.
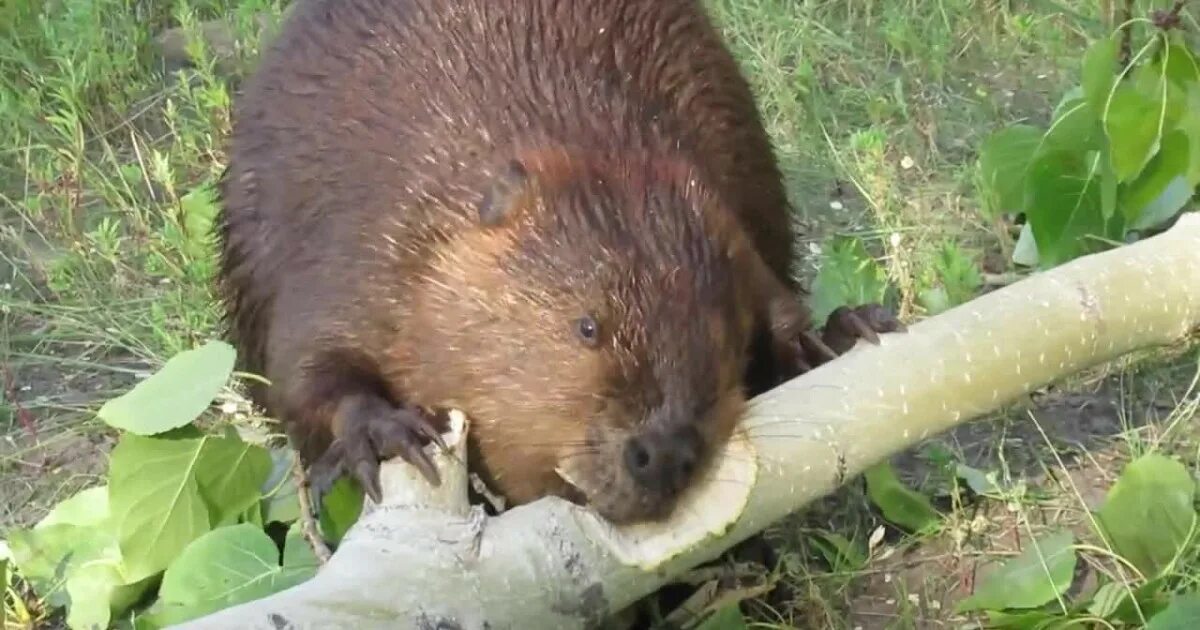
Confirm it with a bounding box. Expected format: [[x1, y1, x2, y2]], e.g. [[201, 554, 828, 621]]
[[401, 146, 806, 524]]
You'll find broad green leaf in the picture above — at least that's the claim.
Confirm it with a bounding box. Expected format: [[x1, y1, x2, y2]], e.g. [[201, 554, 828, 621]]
[[158, 523, 318, 626], [863, 461, 941, 533], [262, 448, 301, 524], [282, 522, 321, 571], [64, 543, 142, 630], [8, 519, 151, 625], [97, 341, 236, 435], [318, 476, 364, 545], [1044, 97, 1102, 152], [977, 125, 1044, 218], [1022, 148, 1108, 267], [1081, 36, 1119, 114], [1104, 84, 1165, 182], [1096, 454, 1196, 579], [1146, 592, 1200, 629], [35, 485, 109, 530], [808, 235, 892, 324], [695, 603, 748, 630], [7, 524, 88, 608], [1159, 43, 1200, 90], [957, 530, 1077, 612], [1108, 577, 1172, 624], [194, 434, 272, 526], [1181, 86, 1200, 185], [1121, 130, 1194, 230], [108, 434, 213, 582], [1099, 142, 1119, 220]]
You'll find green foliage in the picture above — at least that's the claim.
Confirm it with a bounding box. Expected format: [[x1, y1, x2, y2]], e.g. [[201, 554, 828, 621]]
[[809, 235, 895, 324], [97, 339, 236, 436], [957, 530, 1077, 612], [863, 461, 943, 534], [917, 241, 984, 315], [1095, 454, 1196, 580], [976, 29, 1200, 268], [954, 452, 1200, 627], [5, 341, 353, 629]]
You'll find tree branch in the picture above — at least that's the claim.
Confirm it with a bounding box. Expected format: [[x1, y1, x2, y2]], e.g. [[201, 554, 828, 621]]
[[175, 214, 1200, 630]]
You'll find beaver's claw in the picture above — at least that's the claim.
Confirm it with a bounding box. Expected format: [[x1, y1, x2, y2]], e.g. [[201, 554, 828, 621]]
[[785, 303, 905, 376], [309, 396, 446, 510], [821, 303, 906, 355]]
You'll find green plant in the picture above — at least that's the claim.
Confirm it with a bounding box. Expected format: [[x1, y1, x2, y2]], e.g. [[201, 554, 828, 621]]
[[1, 341, 363, 629], [957, 453, 1199, 628], [977, 6, 1200, 269]]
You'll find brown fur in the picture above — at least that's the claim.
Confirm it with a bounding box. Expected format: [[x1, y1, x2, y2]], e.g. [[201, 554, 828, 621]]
[[217, 0, 816, 524]]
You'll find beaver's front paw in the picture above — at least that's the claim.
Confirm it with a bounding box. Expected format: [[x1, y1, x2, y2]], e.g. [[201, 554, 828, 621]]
[[820, 303, 905, 355], [309, 395, 446, 507], [780, 303, 905, 377]]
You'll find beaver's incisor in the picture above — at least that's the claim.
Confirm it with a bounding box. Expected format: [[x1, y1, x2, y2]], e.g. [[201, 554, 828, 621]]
[[216, 0, 900, 524]]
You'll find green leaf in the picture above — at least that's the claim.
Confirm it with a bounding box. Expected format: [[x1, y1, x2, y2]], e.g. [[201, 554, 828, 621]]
[[107, 434, 213, 582], [1159, 43, 1200, 90], [957, 530, 1077, 612], [8, 515, 152, 627], [262, 448, 301, 524], [1146, 592, 1200, 630], [282, 522, 321, 571], [1180, 86, 1200, 185], [35, 485, 109, 530], [96, 340, 236, 436], [1104, 84, 1165, 183], [318, 476, 364, 545], [808, 235, 891, 324], [1121, 130, 1195, 230], [863, 461, 941, 533], [977, 124, 1044, 218], [194, 434, 272, 526], [64, 543, 133, 630], [1099, 142, 1119, 220], [157, 523, 318, 626], [694, 603, 748, 630], [8, 524, 88, 608], [1081, 36, 1119, 114], [1022, 148, 1108, 267], [810, 531, 867, 572], [1096, 453, 1196, 579], [1044, 97, 1102, 152], [955, 463, 1001, 495]]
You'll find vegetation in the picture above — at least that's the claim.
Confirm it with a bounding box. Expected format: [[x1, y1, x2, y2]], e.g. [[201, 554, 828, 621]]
[[1, 0, 1198, 628]]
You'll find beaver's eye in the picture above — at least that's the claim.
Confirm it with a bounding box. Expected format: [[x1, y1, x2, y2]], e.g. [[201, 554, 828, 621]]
[[575, 315, 600, 346]]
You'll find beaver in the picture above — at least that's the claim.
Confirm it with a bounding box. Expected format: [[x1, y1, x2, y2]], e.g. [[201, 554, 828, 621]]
[[215, 0, 901, 525]]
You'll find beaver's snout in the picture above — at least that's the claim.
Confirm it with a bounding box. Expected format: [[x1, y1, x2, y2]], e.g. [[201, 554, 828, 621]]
[[623, 423, 702, 499]]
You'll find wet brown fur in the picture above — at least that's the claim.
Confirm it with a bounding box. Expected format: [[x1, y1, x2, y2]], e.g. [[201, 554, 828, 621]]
[[217, 0, 810, 524]]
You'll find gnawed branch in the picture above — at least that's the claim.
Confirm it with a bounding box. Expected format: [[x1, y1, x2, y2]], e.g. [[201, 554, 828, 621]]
[[175, 214, 1200, 630]]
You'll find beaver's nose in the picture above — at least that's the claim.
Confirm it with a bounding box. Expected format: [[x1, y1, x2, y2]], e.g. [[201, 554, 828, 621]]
[[623, 424, 702, 495]]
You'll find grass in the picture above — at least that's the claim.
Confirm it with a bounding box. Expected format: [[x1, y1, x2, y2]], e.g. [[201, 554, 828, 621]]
[[1, 0, 1198, 628]]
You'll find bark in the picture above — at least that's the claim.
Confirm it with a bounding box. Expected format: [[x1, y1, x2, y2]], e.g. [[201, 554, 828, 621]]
[[174, 214, 1200, 630]]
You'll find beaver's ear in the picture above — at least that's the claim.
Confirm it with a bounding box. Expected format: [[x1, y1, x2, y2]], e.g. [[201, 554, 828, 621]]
[[476, 158, 531, 226]]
